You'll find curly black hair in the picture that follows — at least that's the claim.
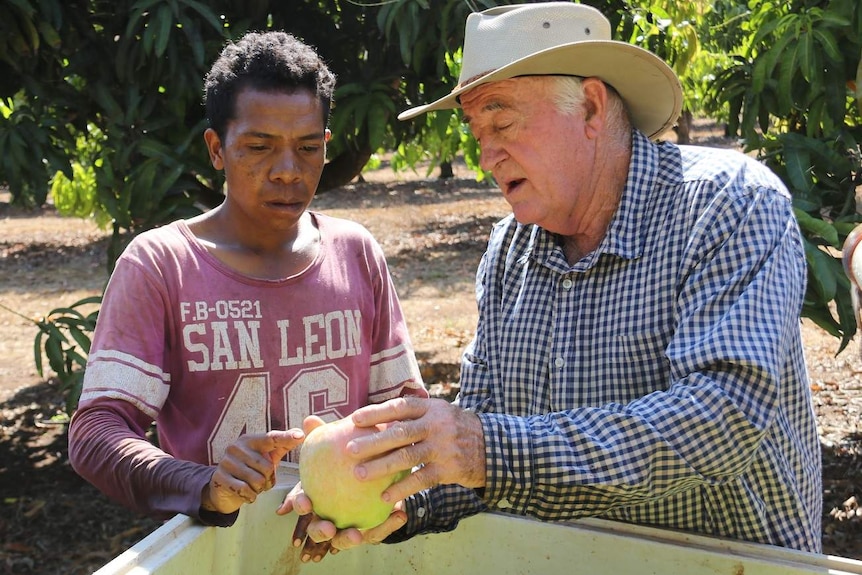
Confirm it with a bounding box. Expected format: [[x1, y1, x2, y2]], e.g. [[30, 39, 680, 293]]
[[203, 31, 336, 138]]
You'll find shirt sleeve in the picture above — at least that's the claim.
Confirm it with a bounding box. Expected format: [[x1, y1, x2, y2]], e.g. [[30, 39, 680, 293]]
[[68, 248, 235, 525], [68, 401, 236, 526], [363, 233, 428, 401]]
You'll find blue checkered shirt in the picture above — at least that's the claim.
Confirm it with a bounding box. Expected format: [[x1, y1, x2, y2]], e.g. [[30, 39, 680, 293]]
[[396, 131, 822, 552]]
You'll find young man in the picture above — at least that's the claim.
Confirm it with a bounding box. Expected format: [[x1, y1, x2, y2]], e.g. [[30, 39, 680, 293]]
[[68, 31, 426, 527], [286, 3, 821, 558]]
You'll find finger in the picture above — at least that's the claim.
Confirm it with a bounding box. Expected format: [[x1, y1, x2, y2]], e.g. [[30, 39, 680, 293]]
[[302, 415, 326, 434], [276, 493, 294, 515], [300, 538, 331, 563], [208, 472, 258, 509], [291, 513, 313, 547], [292, 491, 314, 515], [226, 430, 305, 489], [380, 464, 439, 504], [276, 483, 309, 516], [262, 429, 306, 462], [305, 516, 337, 543], [329, 527, 364, 551], [350, 396, 430, 428], [332, 511, 406, 550], [217, 452, 273, 494], [364, 509, 408, 544], [348, 419, 428, 471]]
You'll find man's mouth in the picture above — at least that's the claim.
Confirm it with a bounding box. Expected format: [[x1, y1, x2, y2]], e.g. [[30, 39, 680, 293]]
[[265, 199, 303, 211], [505, 178, 525, 195]]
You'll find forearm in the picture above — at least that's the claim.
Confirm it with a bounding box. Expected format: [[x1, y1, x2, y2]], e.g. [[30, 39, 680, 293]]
[[385, 484, 488, 542], [68, 404, 232, 524], [477, 366, 773, 521]]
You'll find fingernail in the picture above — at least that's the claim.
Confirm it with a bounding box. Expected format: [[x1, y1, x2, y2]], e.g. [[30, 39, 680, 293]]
[[301, 554, 310, 563], [355, 464, 367, 479], [293, 538, 302, 548], [346, 440, 359, 454], [381, 490, 391, 503]]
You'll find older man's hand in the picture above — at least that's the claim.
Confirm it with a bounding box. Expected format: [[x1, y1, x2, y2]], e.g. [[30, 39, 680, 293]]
[[349, 397, 486, 504]]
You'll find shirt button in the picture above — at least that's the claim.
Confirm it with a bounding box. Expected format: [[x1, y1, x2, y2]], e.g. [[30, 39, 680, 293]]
[[554, 357, 565, 368], [416, 506, 426, 518], [496, 499, 512, 509], [562, 278, 574, 290]]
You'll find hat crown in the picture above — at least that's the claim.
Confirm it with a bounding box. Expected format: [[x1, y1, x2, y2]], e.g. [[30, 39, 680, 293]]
[[459, 3, 612, 86]]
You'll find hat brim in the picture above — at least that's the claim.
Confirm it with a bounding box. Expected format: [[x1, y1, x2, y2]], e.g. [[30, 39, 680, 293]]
[[398, 40, 683, 140]]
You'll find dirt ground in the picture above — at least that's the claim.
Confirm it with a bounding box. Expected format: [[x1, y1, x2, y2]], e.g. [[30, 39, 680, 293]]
[[2, 123, 862, 573]]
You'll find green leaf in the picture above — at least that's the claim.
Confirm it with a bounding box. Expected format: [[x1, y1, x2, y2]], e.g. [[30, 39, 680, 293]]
[[367, 104, 388, 153], [49, 308, 86, 321], [33, 330, 45, 377], [795, 208, 839, 247], [797, 31, 813, 83], [804, 241, 838, 300], [64, 348, 89, 370], [776, 40, 798, 114], [93, 84, 123, 121], [856, 47, 862, 116], [783, 146, 812, 194], [803, 303, 841, 338], [178, 0, 224, 34], [178, 14, 204, 67], [44, 333, 66, 375], [154, 5, 173, 58], [815, 12, 851, 27], [812, 28, 842, 62]]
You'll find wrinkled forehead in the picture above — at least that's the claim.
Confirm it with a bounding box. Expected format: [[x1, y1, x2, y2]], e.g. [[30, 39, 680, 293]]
[[460, 76, 551, 124]]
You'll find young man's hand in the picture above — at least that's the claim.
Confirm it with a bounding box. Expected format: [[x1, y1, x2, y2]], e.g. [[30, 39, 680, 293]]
[[202, 429, 304, 514]]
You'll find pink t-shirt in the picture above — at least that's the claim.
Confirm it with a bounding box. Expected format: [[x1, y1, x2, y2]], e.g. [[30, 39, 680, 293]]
[[69, 213, 425, 520]]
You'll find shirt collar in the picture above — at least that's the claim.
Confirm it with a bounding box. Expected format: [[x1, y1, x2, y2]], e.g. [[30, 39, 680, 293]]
[[599, 129, 659, 260], [530, 130, 660, 272]]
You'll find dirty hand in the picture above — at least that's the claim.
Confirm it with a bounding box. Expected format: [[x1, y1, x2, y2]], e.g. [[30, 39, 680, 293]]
[[202, 429, 304, 515], [349, 396, 486, 504], [275, 415, 407, 563], [278, 481, 407, 562]]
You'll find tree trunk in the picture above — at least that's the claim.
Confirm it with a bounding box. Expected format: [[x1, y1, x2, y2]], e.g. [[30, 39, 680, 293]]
[[318, 146, 373, 192], [675, 109, 693, 145], [439, 161, 454, 179]]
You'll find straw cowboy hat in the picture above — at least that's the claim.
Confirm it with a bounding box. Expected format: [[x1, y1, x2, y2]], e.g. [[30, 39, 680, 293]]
[[398, 2, 683, 139]]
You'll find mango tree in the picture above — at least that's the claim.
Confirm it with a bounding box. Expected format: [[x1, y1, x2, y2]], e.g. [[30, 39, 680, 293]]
[[706, 0, 862, 350]]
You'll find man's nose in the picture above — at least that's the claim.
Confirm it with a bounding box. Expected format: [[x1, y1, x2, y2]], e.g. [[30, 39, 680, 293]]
[[271, 149, 300, 181], [478, 138, 505, 172]]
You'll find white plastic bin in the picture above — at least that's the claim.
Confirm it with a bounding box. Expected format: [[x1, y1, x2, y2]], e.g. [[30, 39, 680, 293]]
[[94, 464, 862, 575]]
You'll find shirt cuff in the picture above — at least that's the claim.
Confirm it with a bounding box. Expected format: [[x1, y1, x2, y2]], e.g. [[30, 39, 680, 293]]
[[197, 507, 240, 528], [477, 412, 533, 514], [383, 491, 431, 543]]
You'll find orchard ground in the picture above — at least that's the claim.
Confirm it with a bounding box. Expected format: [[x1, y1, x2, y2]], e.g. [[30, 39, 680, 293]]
[[1, 120, 861, 574]]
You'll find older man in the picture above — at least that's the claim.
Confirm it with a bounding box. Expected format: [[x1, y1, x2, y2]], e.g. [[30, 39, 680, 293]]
[[284, 2, 821, 559]]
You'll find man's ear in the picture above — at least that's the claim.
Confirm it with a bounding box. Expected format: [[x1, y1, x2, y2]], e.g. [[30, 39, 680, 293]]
[[581, 77, 609, 140], [203, 128, 224, 170]]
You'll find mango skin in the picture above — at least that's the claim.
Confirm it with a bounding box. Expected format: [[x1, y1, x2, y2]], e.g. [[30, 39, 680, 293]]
[[299, 417, 408, 530]]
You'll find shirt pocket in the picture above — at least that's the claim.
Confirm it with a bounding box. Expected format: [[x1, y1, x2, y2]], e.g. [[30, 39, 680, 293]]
[[581, 331, 671, 405]]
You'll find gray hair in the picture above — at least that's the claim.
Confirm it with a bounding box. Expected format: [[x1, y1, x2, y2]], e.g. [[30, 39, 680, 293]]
[[551, 76, 631, 143]]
